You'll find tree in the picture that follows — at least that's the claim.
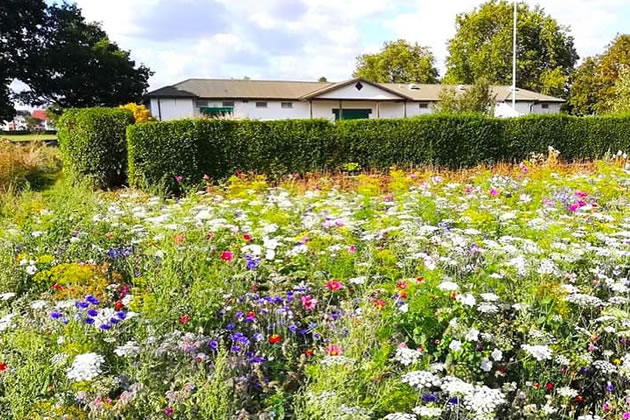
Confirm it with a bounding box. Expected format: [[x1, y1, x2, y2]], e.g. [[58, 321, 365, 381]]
[[444, 1, 578, 98], [318, 77, 328, 82], [24, 114, 43, 132], [569, 35, 630, 115], [604, 68, 630, 114], [0, 1, 152, 118], [353, 39, 439, 84], [436, 78, 497, 115], [0, 0, 46, 121]]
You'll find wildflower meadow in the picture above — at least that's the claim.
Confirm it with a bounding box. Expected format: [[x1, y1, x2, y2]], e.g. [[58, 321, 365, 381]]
[[1, 151, 630, 419]]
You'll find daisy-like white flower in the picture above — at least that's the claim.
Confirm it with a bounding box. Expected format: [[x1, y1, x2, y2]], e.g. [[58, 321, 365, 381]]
[[66, 353, 105, 382]]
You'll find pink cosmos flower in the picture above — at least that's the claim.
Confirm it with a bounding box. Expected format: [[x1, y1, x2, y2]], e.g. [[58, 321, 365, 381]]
[[575, 191, 588, 198], [301, 295, 318, 311], [220, 250, 234, 262], [326, 280, 343, 291], [326, 345, 341, 356], [489, 188, 498, 197], [569, 204, 579, 212], [348, 245, 357, 254], [622, 412, 630, 419]]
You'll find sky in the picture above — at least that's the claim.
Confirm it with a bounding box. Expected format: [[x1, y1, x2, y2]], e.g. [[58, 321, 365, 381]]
[[60, 0, 630, 90]]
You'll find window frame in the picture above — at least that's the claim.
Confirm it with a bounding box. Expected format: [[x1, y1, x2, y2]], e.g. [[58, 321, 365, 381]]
[[255, 101, 268, 108], [281, 102, 293, 109]]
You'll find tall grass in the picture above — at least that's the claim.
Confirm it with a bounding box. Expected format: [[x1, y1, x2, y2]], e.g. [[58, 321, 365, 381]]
[[0, 140, 61, 193]]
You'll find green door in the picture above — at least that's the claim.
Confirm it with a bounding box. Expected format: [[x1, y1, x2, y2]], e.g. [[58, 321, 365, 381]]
[[332, 108, 371, 121], [200, 107, 233, 117]]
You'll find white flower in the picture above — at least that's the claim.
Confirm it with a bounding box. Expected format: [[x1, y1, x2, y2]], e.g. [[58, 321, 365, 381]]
[[477, 303, 499, 313], [480, 357, 492, 372], [25, 264, 37, 275], [383, 414, 416, 420], [0, 293, 16, 301], [480, 293, 499, 302], [0, 314, 15, 331], [401, 370, 441, 389], [398, 304, 409, 313], [449, 340, 462, 352], [466, 328, 479, 342], [438, 281, 459, 291], [412, 406, 442, 417], [114, 341, 141, 357], [522, 344, 552, 361], [557, 386, 578, 398], [519, 193, 532, 203], [67, 353, 105, 381], [491, 348, 503, 361], [394, 346, 422, 366], [121, 294, 134, 306], [457, 293, 476, 307], [30, 300, 47, 309], [349, 276, 367, 285]]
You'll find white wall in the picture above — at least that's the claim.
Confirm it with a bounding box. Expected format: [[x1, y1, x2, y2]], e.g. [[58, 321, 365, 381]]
[[315, 82, 402, 100], [149, 97, 562, 121], [150, 98, 195, 120]]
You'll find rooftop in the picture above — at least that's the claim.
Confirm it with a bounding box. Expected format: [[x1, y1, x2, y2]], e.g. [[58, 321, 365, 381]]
[[146, 78, 565, 103]]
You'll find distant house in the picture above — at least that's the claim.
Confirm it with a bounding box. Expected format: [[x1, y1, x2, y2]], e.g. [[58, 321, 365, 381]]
[[1, 109, 54, 131], [145, 78, 565, 121]]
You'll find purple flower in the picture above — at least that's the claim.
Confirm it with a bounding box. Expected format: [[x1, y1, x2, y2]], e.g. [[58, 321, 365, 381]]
[[208, 340, 219, 350], [86, 295, 100, 305], [84, 317, 95, 325], [87, 309, 98, 317], [422, 394, 438, 403], [75, 301, 89, 309], [50, 311, 62, 320], [116, 312, 127, 320], [99, 324, 111, 330]]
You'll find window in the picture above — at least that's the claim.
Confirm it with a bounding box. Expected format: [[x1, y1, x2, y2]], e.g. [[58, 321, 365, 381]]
[[541, 103, 549, 109], [196, 100, 208, 107], [222, 101, 235, 107], [418, 103, 429, 109], [355, 82, 364, 91], [281, 102, 293, 109], [256, 102, 267, 108]]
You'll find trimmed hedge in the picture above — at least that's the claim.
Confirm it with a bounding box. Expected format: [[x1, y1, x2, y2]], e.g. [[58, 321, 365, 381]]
[[58, 108, 134, 188], [126, 114, 630, 188]]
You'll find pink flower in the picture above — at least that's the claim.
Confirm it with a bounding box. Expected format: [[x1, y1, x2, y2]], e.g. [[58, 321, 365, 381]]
[[569, 203, 579, 212], [175, 175, 183, 183], [203, 174, 210, 181], [326, 280, 343, 291], [220, 250, 234, 262], [519, 162, 528, 173], [602, 402, 610, 411], [465, 186, 473, 194], [384, 193, 394, 202], [164, 407, 174, 417], [326, 345, 341, 356], [622, 412, 630, 419], [577, 200, 586, 207], [301, 295, 318, 311], [489, 188, 498, 197], [576, 191, 588, 198], [348, 245, 357, 254]]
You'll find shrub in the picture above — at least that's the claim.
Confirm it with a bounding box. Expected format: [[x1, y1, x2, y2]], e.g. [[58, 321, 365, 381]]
[[120, 103, 153, 123], [57, 108, 134, 188]]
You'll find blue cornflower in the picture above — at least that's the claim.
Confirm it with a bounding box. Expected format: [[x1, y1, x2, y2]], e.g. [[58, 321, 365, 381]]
[[288, 324, 298, 333], [84, 317, 95, 325], [448, 397, 459, 405], [110, 318, 120, 324], [87, 309, 98, 317], [85, 295, 100, 305], [75, 301, 89, 309], [235, 311, 244, 321], [99, 324, 111, 330], [116, 311, 126, 320], [226, 323, 236, 331], [50, 311, 62, 320], [253, 333, 263, 342], [208, 340, 219, 350], [245, 254, 260, 270], [248, 355, 265, 364], [231, 345, 241, 352], [422, 394, 438, 403]]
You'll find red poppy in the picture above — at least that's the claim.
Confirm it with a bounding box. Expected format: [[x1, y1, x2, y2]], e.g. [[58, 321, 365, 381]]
[[546, 382, 554, 391], [179, 315, 190, 324], [243, 234, 252, 242], [399, 291, 408, 299], [304, 349, 314, 356], [576, 395, 584, 404], [52, 284, 63, 292], [174, 233, 185, 244], [105, 232, 114, 239], [269, 334, 282, 344], [416, 276, 424, 283], [114, 300, 124, 310], [0, 362, 6, 371], [221, 251, 234, 262]]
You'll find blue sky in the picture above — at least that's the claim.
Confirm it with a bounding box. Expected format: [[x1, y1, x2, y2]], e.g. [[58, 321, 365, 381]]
[[67, 0, 630, 90]]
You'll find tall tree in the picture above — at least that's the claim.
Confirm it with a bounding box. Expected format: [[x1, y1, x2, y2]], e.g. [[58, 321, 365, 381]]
[[353, 40, 439, 84], [0, 1, 152, 119], [444, 1, 578, 98], [0, 0, 45, 121], [16, 3, 152, 108], [569, 35, 630, 115]]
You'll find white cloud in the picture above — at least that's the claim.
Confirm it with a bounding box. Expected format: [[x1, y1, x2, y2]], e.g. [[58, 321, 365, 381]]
[[72, 0, 629, 89]]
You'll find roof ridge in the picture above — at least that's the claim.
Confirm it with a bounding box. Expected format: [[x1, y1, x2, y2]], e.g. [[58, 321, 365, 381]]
[[177, 78, 333, 84]]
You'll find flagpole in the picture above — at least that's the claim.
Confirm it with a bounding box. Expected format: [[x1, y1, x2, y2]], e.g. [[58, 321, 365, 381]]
[[512, 0, 517, 110]]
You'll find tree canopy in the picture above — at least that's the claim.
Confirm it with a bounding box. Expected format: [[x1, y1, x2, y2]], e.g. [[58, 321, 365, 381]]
[[443, 0, 578, 98], [353, 39, 439, 84], [569, 35, 630, 115], [0, 1, 152, 121], [436, 78, 497, 115]]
